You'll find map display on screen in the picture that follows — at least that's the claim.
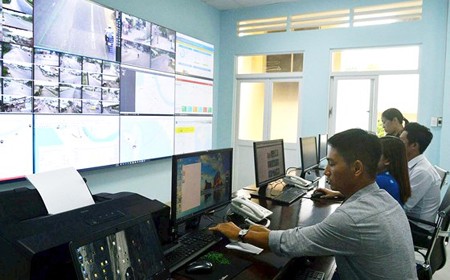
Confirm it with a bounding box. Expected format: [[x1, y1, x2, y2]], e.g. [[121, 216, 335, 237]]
[[120, 115, 174, 163]]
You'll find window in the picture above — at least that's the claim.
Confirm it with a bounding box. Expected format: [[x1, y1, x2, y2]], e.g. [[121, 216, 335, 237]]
[[329, 46, 419, 135], [237, 53, 303, 74]]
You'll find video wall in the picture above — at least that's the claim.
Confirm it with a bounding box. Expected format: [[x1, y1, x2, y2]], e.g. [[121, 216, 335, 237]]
[[0, 0, 214, 182]]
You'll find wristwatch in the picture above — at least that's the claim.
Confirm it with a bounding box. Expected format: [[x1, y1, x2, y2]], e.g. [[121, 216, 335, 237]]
[[238, 229, 249, 242]]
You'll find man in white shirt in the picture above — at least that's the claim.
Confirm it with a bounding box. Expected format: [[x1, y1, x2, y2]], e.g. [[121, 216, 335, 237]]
[[400, 122, 441, 247]]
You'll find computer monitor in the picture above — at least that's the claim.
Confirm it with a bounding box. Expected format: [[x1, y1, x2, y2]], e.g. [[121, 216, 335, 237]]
[[253, 139, 286, 190], [69, 218, 170, 280], [318, 134, 328, 163], [299, 136, 319, 177], [171, 148, 233, 232]]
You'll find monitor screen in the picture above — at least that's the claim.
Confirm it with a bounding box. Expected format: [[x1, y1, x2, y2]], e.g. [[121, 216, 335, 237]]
[[171, 148, 233, 228], [34, 0, 120, 62], [299, 136, 318, 175], [120, 65, 175, 115], [0, 114, 33, 182], [318, 134, 328, 163], [253, 139, 286, 189], [174, 116, 213, 154], [70, 218, 170, 280]]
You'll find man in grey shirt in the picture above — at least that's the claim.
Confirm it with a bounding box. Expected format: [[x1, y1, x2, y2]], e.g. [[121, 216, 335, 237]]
[[210, 129, 417, 279]]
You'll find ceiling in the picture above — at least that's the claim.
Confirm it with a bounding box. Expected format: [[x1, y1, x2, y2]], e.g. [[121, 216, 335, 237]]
[[201, 0, 300, 10]]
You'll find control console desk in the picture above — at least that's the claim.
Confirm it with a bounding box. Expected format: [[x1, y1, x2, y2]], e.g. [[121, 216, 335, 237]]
[[173, 177, 342, 280]]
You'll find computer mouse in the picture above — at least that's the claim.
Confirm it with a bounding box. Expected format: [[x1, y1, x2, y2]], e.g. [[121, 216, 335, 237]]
[[311, 190, 326, 199], [185, 260, 214, 274]]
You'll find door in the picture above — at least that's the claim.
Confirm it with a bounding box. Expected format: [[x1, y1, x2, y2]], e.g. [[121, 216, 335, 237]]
[[234, 79, 301, 190]]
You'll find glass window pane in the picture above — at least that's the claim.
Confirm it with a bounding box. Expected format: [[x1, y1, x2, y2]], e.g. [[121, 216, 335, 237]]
[[237, 53, 303, 74], [335, 79, 371, 133], [266, 54, 292, 72], [237, 55, 267, 74], [377, 74, 419, 135], [238, 82, 264, 141], [293, 53, 304, 72], [271, 82, 299, 143], [332, 46, 419, 72]]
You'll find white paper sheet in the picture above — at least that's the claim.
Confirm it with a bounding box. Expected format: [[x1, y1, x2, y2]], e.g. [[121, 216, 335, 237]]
[[26, 167, 95, 214], [226, 241, 264, 254]]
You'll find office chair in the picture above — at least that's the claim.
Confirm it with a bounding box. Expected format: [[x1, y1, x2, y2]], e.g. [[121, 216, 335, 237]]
[[434, 165, 449, 190], [410, 193, 450, 280]]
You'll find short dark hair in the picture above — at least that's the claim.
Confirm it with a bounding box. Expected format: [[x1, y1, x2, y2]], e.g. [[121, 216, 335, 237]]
[[328, 128, 381, 178], [382, 108, 409, 125], [403, 122, 433, 154]]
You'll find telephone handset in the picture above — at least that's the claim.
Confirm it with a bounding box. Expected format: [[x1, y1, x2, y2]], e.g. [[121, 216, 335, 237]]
[[231, 196, 272, 222], [283, 174, 311, 187]]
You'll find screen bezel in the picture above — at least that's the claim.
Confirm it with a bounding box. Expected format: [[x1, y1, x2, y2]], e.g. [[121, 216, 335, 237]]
[[170, 148, 233, 228], [299, 136, 319, 175], [318, 134, 328, 163], [253, 139, 286, 189]]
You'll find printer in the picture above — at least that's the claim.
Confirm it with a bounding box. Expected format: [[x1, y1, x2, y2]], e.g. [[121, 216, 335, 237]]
[[0, 188, 171, 279]]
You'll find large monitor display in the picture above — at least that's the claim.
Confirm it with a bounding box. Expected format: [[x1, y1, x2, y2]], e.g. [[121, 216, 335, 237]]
[[120, 115, 174, 163], [121, 12, 152, 69], [121, 13, 175, 73], [1, 42, 33, 112], [1, 5, 33, 47], [171, 148, 232, 228], [174, 116, 212, 154], [0, 0, 215, 183], [33, 48, 121, 114], [176, 33, 214, 79], [253, 139, 286, 189], [34, 0, 120, 62], [120, 66, 175, 114], [34, 114, 120, 173], [0, 114, 33, 182], [175, 76, 213, 114]]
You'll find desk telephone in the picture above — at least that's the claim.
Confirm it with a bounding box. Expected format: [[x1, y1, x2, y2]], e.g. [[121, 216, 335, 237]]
[[231, 197, 272, 222], [283, 175, 311, 187]]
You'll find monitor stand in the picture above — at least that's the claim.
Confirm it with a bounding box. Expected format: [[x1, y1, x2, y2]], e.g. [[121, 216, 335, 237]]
[[184, 216, 201, 231], [247, 181, 284, 200], [302, 169, 323, 182]]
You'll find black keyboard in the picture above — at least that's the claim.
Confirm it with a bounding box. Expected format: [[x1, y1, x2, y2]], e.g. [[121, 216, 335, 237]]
[[163, 229, 222, 272], [295, 268, 325, 280], [270, 186, 307, 204]]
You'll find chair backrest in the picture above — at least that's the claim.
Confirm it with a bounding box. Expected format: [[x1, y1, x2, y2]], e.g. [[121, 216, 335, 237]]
[[440, 175, 450, 212], [434, 165, 448, 190], [429, 203, 450, 273]]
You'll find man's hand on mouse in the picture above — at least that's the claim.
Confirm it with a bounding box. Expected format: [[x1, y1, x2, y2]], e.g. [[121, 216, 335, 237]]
[[313, 187, 344, 199]]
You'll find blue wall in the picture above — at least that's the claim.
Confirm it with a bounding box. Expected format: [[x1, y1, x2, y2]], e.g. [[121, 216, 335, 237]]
[[218, 0, 448, 168]]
